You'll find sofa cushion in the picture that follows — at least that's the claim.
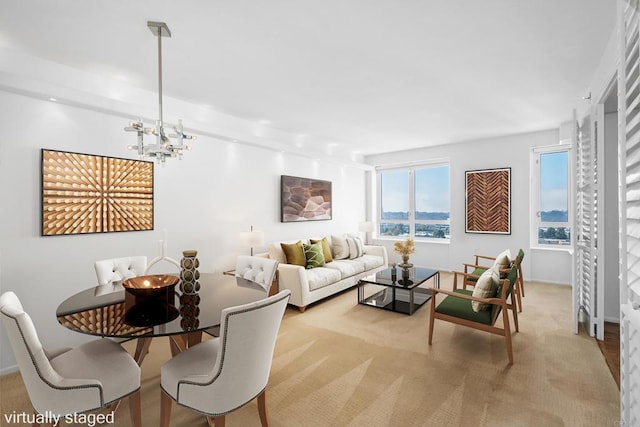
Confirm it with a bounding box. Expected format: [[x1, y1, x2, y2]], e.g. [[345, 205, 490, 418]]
[[324, 259, 363, 279], [471, 268, 499, 312], [332, 235, 350, 259], [310, 237, 333, 263], [358, 254, 384, 271], [306, 267, 342, 291], [303, 242, 326, 269], [281, 241, 306, 266]]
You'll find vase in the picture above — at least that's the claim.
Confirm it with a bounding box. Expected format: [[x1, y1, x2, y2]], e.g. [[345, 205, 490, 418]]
[[179, 293, 200, 331], [401, 266, 413, 285], [180, 250, 200, 295]]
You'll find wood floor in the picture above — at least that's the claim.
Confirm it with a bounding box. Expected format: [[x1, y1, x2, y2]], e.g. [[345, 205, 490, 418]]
[[598, 321, 620, 389]]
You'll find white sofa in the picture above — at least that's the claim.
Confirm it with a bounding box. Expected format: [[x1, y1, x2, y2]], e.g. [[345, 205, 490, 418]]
[[259, 236, 388, 312]]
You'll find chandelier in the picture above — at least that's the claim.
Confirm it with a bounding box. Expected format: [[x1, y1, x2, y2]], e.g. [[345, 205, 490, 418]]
[[125, 21, 195, 164]]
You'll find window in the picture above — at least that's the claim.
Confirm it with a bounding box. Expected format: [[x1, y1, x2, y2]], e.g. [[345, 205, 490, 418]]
[[378, 162, 450, 240], [531, 146, 571, 246]]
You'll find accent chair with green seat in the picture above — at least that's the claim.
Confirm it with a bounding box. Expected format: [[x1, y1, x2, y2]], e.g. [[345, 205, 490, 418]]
[[429, 265, 519, 364], [463, 249, 525, 312]]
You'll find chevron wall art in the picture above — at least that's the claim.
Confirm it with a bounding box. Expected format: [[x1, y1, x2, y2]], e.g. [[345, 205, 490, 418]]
[[465, 167, 510, 234], [41, 149, 154, 235]]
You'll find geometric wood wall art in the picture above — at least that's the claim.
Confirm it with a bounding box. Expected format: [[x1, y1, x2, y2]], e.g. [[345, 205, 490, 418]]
[[465, 167, 511, 234], [281, 175, 332, 222], [41, 149, 154, 236]]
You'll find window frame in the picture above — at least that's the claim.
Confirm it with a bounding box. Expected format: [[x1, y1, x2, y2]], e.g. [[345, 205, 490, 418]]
[[530, 144, 573, 249], [376, 160, 451, 242]]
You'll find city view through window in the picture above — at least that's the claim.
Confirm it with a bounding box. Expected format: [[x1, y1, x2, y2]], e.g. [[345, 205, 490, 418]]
[[379, 166, 450, 239], [538, 151, 570, 245]]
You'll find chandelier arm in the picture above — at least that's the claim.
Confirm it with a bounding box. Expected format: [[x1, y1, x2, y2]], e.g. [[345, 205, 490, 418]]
[[157, 27, 164, 128], [126, 21, 194, 164]]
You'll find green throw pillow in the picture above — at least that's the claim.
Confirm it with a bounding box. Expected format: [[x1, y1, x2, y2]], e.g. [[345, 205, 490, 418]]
[[310, 237, 333, 263], [303, 242, 326, 269]]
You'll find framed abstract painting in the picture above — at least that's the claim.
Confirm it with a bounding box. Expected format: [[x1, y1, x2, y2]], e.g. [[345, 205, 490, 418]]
[[465, 167, 511, 234], [281, 175, 332, 222], [41, 149, 154, 235]]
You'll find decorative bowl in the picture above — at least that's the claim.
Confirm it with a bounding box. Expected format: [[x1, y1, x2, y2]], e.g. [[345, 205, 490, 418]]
[[122, 274, 179, 295]]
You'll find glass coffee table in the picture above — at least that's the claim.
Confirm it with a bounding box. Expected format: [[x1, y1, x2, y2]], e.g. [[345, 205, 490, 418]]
[[357, 266, 440, 315]]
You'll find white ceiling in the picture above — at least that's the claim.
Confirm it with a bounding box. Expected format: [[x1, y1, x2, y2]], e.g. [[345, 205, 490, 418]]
[[0, 0, 616, 156]]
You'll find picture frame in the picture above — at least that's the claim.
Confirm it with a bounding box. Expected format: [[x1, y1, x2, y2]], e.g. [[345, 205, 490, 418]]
[[41, 149, 154, 235], [465, 167, 511, 234], [281, 175, 332, 222]]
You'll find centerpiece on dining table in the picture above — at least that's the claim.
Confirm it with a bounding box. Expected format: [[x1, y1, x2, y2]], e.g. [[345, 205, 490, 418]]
[[122, 274, 180, 326]]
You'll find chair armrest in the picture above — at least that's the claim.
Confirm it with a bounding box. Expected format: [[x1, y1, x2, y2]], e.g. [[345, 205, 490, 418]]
[[276, 263, 309, 307], [475, 254, 497, 262], [430, 287, 503, 305], [363, 245, 388, 266], [463, 262, 490, 269], [451, 270, 483, 290]]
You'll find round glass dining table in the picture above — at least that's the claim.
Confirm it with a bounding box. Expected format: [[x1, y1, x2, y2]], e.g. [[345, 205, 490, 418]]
[[56, 273, 269, 363]]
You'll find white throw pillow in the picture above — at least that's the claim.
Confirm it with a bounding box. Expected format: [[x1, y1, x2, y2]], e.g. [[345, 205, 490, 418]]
[[345, 237, 358, 259], [492, 249, 512, 274], [471, 268, 500, 312], [332, 235, 349, 259], [347, 234, 364, 258]]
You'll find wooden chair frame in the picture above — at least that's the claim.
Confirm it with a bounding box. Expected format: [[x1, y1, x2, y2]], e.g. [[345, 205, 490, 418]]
[[462, 251, 524, 313], [429, 267, 519, 364]]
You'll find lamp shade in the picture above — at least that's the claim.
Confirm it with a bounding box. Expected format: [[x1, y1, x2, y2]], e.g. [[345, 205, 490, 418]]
[[359, 221, 374, 233], [240, 230, 265, 248]]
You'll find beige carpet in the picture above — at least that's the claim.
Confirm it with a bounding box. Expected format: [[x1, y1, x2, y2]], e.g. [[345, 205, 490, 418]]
[[1, 274, 619, 426]]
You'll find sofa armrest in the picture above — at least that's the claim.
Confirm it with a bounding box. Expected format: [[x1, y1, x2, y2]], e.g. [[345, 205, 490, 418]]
[[276, 263, 310, 308], [363, 245, 388, 266]]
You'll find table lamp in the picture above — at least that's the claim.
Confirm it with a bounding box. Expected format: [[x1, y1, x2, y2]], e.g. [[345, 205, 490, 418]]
[[359, 221, 374, 244], [240, 225, 265, 256]]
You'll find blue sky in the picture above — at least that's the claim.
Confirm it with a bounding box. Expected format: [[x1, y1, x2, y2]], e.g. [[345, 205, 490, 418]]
[[381, 166, 450, 213], [540, 151, 568, 212]]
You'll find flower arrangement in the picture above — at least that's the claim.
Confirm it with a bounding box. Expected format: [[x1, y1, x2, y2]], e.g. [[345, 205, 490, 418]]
[[393, 238, 415, 265]]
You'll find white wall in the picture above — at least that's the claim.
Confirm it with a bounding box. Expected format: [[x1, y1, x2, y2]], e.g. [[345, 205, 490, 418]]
[[0, 88, 367, 373], [365, 129, 572, 283]]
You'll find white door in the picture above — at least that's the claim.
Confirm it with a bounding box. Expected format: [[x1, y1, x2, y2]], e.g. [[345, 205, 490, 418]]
[[618, 1, 640, 421], [573, 105, 603, 339]]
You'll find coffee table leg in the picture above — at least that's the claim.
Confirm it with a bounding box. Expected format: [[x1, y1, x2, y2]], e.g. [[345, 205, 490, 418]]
[[409, 289, 414, 315]]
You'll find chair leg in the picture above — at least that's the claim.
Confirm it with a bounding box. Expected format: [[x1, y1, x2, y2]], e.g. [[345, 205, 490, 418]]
[[428, 297, 436, 345], [207, 416, 225, 426], [258, 389, 270, 427], [515, 277, 523, 313], [502, 304, 513, 365], [160, 390, 173, 427], [519, 265, 525, 297], [129, 390, 142, 427]]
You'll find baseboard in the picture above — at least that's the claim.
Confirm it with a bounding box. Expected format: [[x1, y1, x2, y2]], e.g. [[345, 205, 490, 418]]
[[604, 317, 620, 324], [0, 365, 18, 376]]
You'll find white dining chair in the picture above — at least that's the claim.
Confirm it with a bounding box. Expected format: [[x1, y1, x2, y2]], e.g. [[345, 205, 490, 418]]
[[94, 255, 154, 363], [94, 256, 147, 287], [205, 256, 279, 339], [0, 291, 142, 426], [234, 255, 279, 292], [160, 289, 291, 427]]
